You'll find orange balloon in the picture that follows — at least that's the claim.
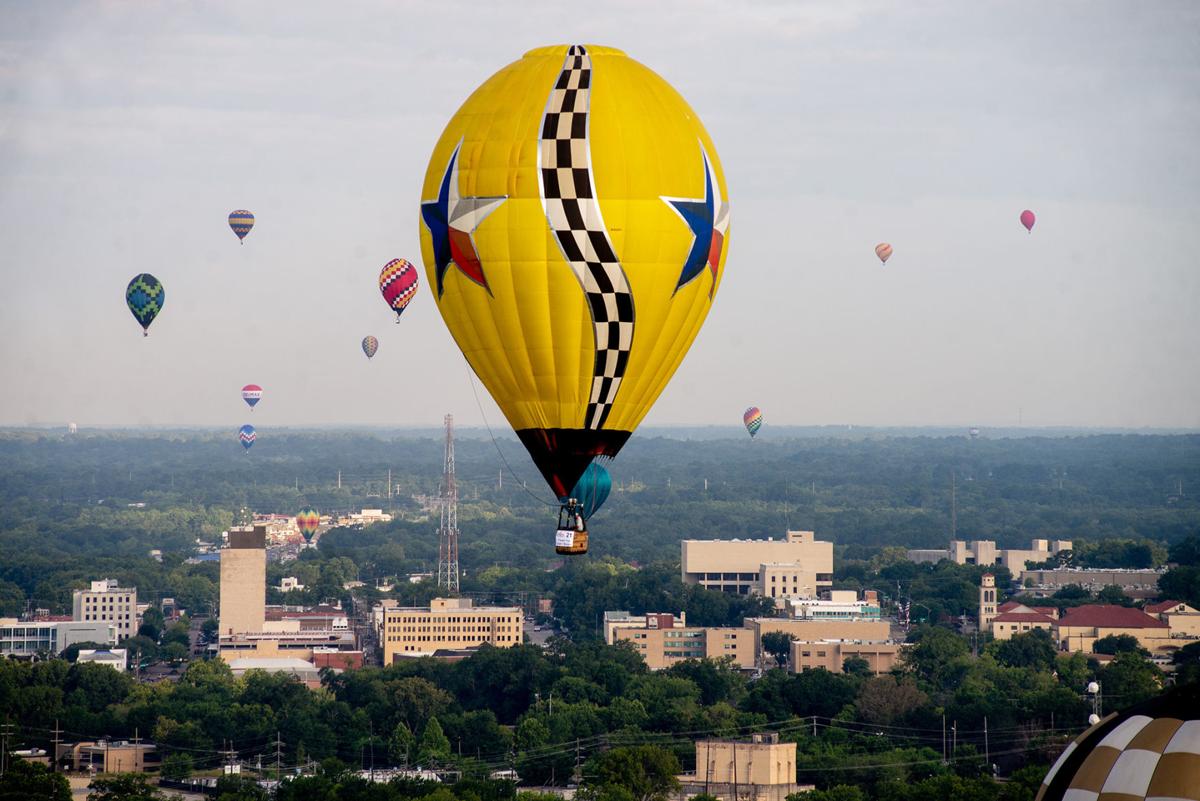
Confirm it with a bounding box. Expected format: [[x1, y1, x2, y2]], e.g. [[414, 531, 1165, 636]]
[[875, 243, 893, 265]]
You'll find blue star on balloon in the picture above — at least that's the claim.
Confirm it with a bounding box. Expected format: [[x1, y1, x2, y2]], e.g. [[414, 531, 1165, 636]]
[[662, 148, 720, 293], [421, 141, 506, 297]]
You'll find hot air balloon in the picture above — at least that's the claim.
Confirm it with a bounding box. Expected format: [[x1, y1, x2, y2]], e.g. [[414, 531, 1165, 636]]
[[362, 336, 379, 359], [1020, 209, 1036, 233], [238, 424, 256, 451], [229, 210, 255, 243], [296, 508, 320, 543], [744, 407, 763, 438], [420, 45, 730, 554], [126, 274, 165, 336], [241, 384, 263, 410], [875, 243, 893, 265], [570, 463, 612, 520], [379, 259, 419, 321]]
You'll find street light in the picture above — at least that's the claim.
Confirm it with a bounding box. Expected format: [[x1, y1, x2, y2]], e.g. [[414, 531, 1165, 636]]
[[1086, 681, 1102, 725]]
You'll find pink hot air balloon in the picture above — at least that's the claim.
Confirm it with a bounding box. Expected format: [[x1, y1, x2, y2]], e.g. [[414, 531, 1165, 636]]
[[874, 243, 893, 266], [1020, 210, 1036, 233]]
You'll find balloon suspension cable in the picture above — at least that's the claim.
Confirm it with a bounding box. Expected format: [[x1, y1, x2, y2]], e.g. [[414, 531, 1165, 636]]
[[463, 358, 557, 508]]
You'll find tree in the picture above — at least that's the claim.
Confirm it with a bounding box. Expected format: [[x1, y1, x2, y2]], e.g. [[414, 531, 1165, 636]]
[[389, 721, 416, 766], [991, 629, 1057, 671], [788, 787, 867, 801], [160, 753, 193, 780], [86, 773, 167, 801], [842, 657, 873, 677], [1100, 652, 1163, 711], [417, 717, 452, 765], [854, 676, 928, 726], [1172, 641, 1200, 685], [1093, 634, 1148, 657], [762, 632, 792, 669], [581, 745, 680, 801], [0, 759, 71, 801], [1095, 585, 1131, 606]]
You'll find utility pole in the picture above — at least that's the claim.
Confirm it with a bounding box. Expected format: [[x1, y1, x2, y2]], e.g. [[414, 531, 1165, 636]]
[[437, 414, 460, 593], [732, 741, 738, 801], [51, 719, 63, 773], [387, 469, 392, 500], [275, 732, 283, 787], [984, 717, 990, 775], [133, 728, 141, 773], [941, 716, 947, 765], [0, 720, 14, 777], [337, 470, 342, 490], [573, 738, 582, 785]]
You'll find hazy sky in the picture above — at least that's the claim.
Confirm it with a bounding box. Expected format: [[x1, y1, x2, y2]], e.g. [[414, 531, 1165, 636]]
[[1, 1, 1197, 429]]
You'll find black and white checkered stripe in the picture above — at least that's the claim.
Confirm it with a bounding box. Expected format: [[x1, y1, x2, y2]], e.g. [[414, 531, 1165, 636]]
[[538, 45, 634, 431]]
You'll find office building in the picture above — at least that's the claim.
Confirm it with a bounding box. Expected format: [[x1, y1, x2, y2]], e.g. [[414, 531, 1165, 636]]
[[788, 590, 880, 620], [745, 617, 890, 663], [609, 617, 754, 670], [72, 579, 139, 641], [604, 610, 687, 644], [1145, 600, 1200, 638], [0, 619, 116, 657], [379, 598, 522, 662], [1054, 605, 1172, 654], [907, 539, 1072, 571], [1019, 568, 1163, 598], [681, 530, 833, 598], [220, 526, 267, 636], [677, 734, 802, 801], [790, 639, 906, 675], [989, 601, 1057, 641]]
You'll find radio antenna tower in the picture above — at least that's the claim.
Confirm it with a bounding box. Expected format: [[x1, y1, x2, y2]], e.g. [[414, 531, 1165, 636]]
[[437, 414, 460, 593]]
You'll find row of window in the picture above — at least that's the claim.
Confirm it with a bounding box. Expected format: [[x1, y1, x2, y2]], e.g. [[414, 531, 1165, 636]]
[[82, 614, 132, 622], [386, 634, 517, 643], [387, 615, 519, 625], [698, 573, 758, 582]]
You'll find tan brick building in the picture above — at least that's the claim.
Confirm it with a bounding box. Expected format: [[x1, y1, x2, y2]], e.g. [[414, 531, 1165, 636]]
[[220, 527, 266, 637], [73, 579, 139, 642], [745, 617, 890, 664], [789, 639, 905, 675], [611, 620, 755, 670], [1145, 600, 1200, 639], [681, 531, 833, 598], [380, 598, 522, 662], [1054, 604, 1171, 654], [676, 734, 801, 801]]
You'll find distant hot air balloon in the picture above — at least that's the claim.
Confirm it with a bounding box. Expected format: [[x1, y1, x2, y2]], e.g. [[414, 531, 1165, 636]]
[[420, 45, 731, 557], [296, 508, 320, 542], [126, 273, 165, 336], [744, 407, 763, 438], [379, 259, 419, 321], [568, 462, 612, 520], [875, 243, 893, 265], [1020, 209, 1036, 233], [362, 336, 379, 359], [238, 424, 256, 451], [241, 384, 263, 410], [229, 210, 255, 243]]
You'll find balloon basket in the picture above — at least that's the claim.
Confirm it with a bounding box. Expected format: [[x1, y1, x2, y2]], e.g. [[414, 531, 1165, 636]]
[[555, 528, 589, 555]]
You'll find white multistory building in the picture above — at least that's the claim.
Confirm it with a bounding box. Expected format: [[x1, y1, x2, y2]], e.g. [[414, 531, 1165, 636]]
[[72, 579, 138, 641]]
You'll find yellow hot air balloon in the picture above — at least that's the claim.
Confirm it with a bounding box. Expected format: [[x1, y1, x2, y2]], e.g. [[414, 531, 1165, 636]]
[[419, 44, 730, 548]]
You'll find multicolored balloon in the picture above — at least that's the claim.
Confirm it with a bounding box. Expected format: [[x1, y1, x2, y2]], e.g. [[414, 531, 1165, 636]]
[[241, 384, 263, 410], [126, 273, 165, 336], [238, 424, 256, 451], [379, 259, 419, 321], [567, 462, 612, 520], [1020, 209, 1036, 233], [296, 508, 320, 542], [875, 243, 893, 265], [744, 407, 763, 438], [229, 210, 255, 243], [418, 45, 731, 500], [362, 336, 379, 359]]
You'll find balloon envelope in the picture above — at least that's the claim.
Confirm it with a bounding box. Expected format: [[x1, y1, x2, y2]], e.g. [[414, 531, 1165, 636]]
[[229, 210, 255, 241], [1020, 209, 1036, 232], [744, 407, 763, 438], [419, 45, 730, 499], [875, 243, 893, 265], [241, 384, 263, 409], [126, 273, 165, 335], [238, 424, 256, 450], [380, 259, 419, 320], [362, 336, 379, 359], [566, 462, 612, 520], [296, 508, 320, 542]]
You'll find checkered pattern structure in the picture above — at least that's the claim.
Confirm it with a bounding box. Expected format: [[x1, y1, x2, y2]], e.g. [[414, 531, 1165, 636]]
[[379, 258, 420, 319], [228, 210, 255, 241], [539, 45, 634, 431], [125, 273, 165, 332], [1038, 702, 1200, 800]]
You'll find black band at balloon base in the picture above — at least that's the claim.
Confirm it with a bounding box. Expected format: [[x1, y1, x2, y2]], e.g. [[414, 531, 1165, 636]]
[[516, 427, 631, 500]]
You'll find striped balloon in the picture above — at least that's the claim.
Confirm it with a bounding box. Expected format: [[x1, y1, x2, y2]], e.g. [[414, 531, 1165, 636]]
[[296, 508, 320, 542], [743, 407, 763, 438], [241, 384, 263, 410], [238, 424, 256, 451], [874, 243, 893, 265], [125, 273, 165, 336], [228, 210, 255, 242], [379, 258, 419, 321], [362, 336, 379, 359]]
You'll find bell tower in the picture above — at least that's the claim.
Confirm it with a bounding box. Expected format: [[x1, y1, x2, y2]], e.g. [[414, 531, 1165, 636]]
[[979, 573, 997, 632]]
